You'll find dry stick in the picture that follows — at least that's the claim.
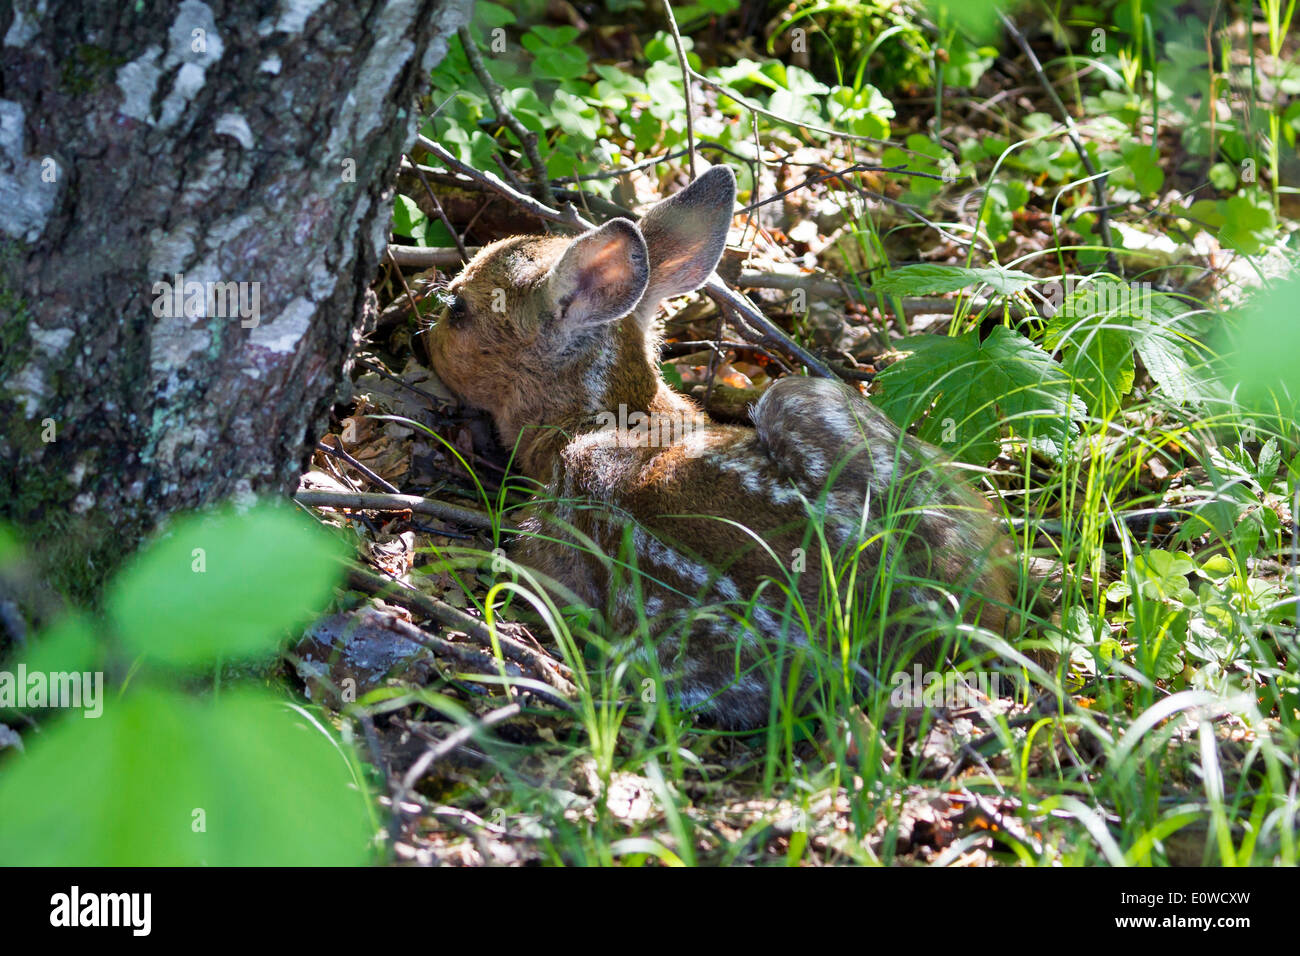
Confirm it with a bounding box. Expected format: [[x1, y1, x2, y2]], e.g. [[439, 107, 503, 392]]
[[406, 153, 470, 262], [394, 702, 523, 810], [345, 564, 577, 699], [294, 488, 504, 531], [997, 11, 1120, 275], [457, 26, 554, 205], [316, 439, 401, 495], [355, 356, 446, 404], [419, 136, 588, 228], [418, 137, 838, 380], [703, 277, 835, 378], [386, 245, 434, 332], [662, 0, 697, 179], [809, 165, 976, 251], [386, 243, 472, 269]]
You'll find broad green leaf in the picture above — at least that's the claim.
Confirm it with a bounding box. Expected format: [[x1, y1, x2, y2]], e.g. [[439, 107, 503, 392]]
[[0, 524, 18, 566], [107, 503, 346, 668], [0, 688, 371, 865], [14, 613, 101, 685], [529, 44, 590, 82], [524, 25, 580, 47], [551, 89, 601, 140], [1121, 141, 1164, 197], [1133, 319, 1219, 407], [1149, 618, 1188, 680], [472, 1, 516, 28], [873, 325, 1085, 464], [1227, 273, 1300, 407], [873, 263, 1036, 296], [392, 194, 429, 242], [881, 133, 951, 202], [1045, 279, 1218, 413], [1217, 190, 1276, 255]]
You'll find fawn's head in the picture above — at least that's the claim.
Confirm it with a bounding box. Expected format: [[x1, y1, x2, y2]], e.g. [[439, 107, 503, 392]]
[[426, 166, 736, 453]]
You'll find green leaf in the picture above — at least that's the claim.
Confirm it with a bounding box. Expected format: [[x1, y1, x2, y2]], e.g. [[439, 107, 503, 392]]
[[107, 503, 346, 669], [944, 36, 997, 88], [525, 25, 580, 47], [0, 524, 19, 567], [392, 194, 429, 242], [1217, 190, 1276, 255], [1227, 273, 1300, 407], [1208, 162, 1237, 190], [0, 688, 371, 864], [472, 2, 516, 29], [873, 263, 1036, 296], [881, 133, 952, 202], [1121, 141, 1164, 197], [1045, 279, 1218, 413], [827, 84, 894, 140], [14, 613, 101, 685], [529, 44, 590, 82], [873, 325, 1085, 464], [551, 88, 601, 140]]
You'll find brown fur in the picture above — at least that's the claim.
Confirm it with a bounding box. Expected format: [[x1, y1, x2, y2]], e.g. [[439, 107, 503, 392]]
[[425, 166, 1025, 727]]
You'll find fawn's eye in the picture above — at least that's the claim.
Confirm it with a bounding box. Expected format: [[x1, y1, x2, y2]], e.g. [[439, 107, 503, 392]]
[[445, 293, 469, 329]]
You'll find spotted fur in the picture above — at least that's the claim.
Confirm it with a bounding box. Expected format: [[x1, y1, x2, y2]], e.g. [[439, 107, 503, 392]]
[[425, 166, 1025, 728]]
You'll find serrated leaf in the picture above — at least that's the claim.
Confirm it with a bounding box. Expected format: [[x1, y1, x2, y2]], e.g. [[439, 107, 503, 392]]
[[1045, 279, 1218, 413], [873, 325, 1085, 464], [1133, 319, 1219, 407], [107, 503, 346, 669], [873, 263, 1036, 296]]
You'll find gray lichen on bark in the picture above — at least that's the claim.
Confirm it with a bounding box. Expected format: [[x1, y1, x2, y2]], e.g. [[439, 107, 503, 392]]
[[0, 0, 472, 599]]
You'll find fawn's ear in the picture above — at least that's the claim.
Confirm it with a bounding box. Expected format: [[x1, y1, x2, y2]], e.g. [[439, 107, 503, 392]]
[[545, 218, 649, 332], [636, 165, 735, 318]]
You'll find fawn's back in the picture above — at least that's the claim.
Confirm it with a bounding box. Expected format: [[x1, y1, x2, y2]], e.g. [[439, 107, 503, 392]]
[[426, 166, 1019, 727]]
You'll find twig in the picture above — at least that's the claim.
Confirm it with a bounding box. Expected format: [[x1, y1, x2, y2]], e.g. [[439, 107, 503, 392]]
[[354, 710, 401, 857], [735, 269, 1030, 318], [393, 702, 522, 813], [386, 244, 473, 269], [294, 488, 503, 531], [998, 11, 1120, 274], [344, 564, 577, 700], [660, 339, 796, 375], [1001, 507, 1198, 537], [663, 0, 697, 178], [405, 153, 470, 261], [704, 276, 835, 378], [316, 439, 400, 494], [418, 137, 589, 229], [458, 26, 553, 204]]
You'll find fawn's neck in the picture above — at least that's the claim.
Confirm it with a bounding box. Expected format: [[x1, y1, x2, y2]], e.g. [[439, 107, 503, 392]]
[[504, 315, 703, 480]]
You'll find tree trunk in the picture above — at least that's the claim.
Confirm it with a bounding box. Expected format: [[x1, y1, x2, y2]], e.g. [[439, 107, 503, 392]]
[[0, 0, 471, 601]]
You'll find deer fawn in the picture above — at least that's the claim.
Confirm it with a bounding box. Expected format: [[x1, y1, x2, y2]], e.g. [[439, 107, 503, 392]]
[[425, 165, 1026, 727]]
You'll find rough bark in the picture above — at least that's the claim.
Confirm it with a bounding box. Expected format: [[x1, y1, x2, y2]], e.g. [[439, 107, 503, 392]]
[[0, 0, 471, 600]]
